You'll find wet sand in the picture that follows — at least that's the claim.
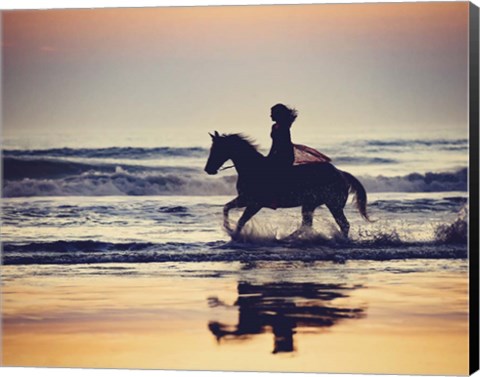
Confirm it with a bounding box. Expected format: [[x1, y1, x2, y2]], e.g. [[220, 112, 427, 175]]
[[2, 260, 469, 375]]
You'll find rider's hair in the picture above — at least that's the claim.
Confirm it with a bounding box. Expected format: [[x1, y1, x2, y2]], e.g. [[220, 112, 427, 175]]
[[271, 104, 298, 125]]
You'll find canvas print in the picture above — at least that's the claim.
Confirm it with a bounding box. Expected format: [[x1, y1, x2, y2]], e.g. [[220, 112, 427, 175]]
[[1, 1, 478, 375]]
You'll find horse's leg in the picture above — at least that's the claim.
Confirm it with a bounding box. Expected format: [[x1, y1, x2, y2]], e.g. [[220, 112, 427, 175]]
[[301, 205, 315, 228], [327, 205, 350, 238], [284, 205, 315, 239], [232, 205, 261, 238], [223, 197, 240, 231]]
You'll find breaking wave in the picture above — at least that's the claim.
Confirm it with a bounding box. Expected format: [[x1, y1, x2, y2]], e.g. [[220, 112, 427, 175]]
[[360, 168, 467, 193], [2, 164, 467, 197], [2, 169, 236, 197], [3, 157, 196, 180], [434, 205, 468, 244], [2, 138, 468, 197]]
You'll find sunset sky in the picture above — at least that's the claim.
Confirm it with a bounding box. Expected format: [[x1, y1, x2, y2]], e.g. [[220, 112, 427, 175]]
[[2, 2, 470, 148]]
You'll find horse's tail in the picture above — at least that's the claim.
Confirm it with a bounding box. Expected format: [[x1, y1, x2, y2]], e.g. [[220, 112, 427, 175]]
[[342, 171, 371, 222]]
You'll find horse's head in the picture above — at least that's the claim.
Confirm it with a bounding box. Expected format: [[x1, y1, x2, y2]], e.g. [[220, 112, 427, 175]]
[[205, 131, 230, 175]]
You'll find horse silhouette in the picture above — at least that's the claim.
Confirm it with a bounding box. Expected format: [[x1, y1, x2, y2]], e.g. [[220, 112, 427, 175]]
[[205, 132, 370, 238]]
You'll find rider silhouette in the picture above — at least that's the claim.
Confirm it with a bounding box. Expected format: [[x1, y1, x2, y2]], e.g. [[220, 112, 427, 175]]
[[267, 104, 297, 207], [268, 103, 297, 168], [266, 104, 332, 208]]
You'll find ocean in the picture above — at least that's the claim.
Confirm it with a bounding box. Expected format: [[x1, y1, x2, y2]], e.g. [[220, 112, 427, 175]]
[[1, 135, 470, 374]]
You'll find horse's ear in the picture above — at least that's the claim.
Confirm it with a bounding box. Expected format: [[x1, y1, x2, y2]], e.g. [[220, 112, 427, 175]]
[[214, 131, 220, 137], [209, 132, 214, 139]]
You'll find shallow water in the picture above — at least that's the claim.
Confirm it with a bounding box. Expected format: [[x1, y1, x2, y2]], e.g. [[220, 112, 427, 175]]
[[1, 192, 467, 265]]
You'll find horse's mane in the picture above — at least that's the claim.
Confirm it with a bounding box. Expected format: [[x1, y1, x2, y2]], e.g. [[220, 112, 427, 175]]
[[223, 133, 262, 155]]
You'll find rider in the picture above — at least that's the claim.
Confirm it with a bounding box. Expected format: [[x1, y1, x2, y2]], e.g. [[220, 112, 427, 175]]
[[266, 104, 297, 208], [268, 103, 297, 169], [266, 104, 331, 208], [268, 103, 331, 166]]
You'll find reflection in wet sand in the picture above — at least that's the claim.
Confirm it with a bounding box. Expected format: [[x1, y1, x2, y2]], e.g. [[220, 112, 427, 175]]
[[208, 282, 366, 353], [2, 261, 468, 374]]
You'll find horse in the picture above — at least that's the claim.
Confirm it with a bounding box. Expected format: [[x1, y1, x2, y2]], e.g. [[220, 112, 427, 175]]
[[204, 131, 370, 239]]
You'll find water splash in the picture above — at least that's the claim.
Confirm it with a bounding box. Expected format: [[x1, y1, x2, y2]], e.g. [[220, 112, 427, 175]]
[[434, 205, 468, 244]]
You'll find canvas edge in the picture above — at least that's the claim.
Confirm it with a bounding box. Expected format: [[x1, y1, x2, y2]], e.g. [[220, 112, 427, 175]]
[[469, 1, 480, 376]]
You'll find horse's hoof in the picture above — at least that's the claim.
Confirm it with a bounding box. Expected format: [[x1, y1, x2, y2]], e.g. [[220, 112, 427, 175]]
[[230, 231, 242, 241], [334, 233, 350, 244]]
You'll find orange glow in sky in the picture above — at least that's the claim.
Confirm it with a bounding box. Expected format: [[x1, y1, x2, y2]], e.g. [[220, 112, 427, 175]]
[[2, 2, 469, 148]]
